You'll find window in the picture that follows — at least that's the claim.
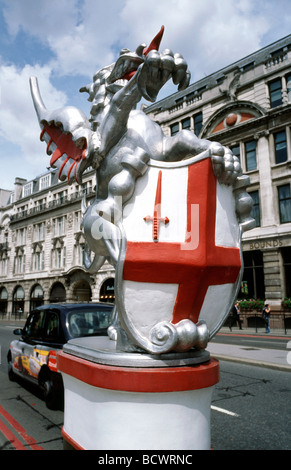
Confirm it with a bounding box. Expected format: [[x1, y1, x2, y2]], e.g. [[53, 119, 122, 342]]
[[57, 249, 62, 268], [52, 245, 66, 269], [182, 118, 191, 130], [53, 217, 65, 236], [30, 284, 44, 310], [186, 91, 195, 100], [32, 250, 44, 271], [240, 251, 265, 299], [269, 78, 282, 108], [35, 199, 46, 211], [278, 184, 291, 223], [197, 86, 206, 94], [74, 232, 85, 266], [68, 308, 112, 338], [13, 286, 25, 316], [18, 254, 25, 273], [74, 211, 81, 232], [34, 223, 44, 241], [58, 217, 64, 236], [55, 191, 67, 204], [82, 182, 92, 195], [0, 287, 8, 300], [249, 190, 260, 227], [282, 247, 291, 298], [44, 312, 60, 341], [170, 122, 179, 136], [271, 48, 284, 57], [14, 286, 24, 299], [242, 61, 255, 71], [286, 73, 291, 102], [0, 255, 8, 276], [18, 205, 28, 216], [22, 182, 33, 198], [39, 173, 51, 190], [14, 249, 25, 274], [23, 310, 46, 339], [230, 144, 240, 164], [74, 243, 85, 266], [100, 278, 115, 303], [245, 140, 257, 171], [0, 287, 8, 313], [50, 282, 66, 303], [17, 228, 26, 245], [274, 130, 287, 164], [193, 112, 203, 136]]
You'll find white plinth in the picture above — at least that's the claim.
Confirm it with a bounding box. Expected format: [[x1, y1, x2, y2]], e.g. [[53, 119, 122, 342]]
[[58, 341, 219, 450], [62, 373, 215, 450]]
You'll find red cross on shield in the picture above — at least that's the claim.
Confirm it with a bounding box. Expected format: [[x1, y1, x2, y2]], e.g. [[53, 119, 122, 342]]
[[117, 153, 243, 351]]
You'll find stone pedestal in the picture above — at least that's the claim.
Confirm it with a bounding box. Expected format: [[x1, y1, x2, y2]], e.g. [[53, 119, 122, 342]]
[[58, 337, 219, 450]]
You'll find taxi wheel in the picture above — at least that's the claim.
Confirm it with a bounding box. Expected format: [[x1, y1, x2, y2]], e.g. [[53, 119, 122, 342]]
[[43, 379, 53, 405], [39, 370, 59, 410]]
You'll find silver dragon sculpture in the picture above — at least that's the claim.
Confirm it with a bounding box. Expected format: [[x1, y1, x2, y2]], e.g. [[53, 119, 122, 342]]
[[30, 26, 254, 352]]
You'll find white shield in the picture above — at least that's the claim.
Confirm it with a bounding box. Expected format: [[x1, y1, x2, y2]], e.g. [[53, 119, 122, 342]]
[[115, 150, 243, 354]]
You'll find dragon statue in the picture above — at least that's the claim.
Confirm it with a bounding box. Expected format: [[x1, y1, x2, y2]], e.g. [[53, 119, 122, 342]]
[[30, 26, 254, 354]]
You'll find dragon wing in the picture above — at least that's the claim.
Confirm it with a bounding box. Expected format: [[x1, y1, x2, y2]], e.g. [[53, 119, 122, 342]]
[[30, 76, 99, 184]]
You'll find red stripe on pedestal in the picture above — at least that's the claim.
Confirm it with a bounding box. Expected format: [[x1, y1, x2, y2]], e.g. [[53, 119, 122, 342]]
[[58, 351, 219, 393]]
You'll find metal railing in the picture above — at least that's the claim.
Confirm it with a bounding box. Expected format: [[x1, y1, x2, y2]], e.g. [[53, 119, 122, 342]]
[[224, 311, 291, 334], [10, 189, 95, 223]]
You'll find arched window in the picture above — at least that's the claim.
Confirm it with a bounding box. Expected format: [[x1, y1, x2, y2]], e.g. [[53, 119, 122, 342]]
[[73, 280, 92, 302], [99, 278, 115, 303], [30, 284, 44, 310], [50, 282, 66, 303], [13, 286, 25, 317], [0, 287, 8, 317]]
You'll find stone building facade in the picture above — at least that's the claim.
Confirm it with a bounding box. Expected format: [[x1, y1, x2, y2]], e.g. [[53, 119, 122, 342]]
[[0, 168, 115, 319], [1, 34, 291, 326], [145, 34, 291, 323]]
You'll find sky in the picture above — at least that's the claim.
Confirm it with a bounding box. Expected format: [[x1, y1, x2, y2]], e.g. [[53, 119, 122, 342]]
[[0, 0, 290, 190]]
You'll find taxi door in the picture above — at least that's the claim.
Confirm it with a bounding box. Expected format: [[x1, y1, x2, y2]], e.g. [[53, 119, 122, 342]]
[[17, 309, 48, 379]]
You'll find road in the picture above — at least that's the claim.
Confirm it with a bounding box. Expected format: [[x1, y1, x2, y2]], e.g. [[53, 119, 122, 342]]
[[211, 359, 291, 450], [212, 330, 290, 351], [1, 324, 290, 450], [210, 330, 291, 449]]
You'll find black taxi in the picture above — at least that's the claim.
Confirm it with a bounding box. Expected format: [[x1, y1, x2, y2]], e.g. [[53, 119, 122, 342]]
[[7, 303, 113, 409]]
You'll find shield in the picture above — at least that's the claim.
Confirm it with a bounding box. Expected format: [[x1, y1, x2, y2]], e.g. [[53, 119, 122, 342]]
[[115, 150, 243, 354]]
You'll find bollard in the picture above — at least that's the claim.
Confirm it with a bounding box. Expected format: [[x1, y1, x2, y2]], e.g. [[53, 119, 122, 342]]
[[58, 337, 219, 450]]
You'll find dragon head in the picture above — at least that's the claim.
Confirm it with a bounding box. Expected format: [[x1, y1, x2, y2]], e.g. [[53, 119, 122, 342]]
[[107, 25, 165, 87], [80, 26, 165, 128]]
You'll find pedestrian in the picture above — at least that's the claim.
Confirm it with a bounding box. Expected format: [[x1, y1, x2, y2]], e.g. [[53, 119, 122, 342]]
[[229, 302, 243, 331], [262, 304, 271, 333]]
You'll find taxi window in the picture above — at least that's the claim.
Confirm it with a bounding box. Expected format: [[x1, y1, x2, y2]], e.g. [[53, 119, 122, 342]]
[[23, 310, 46, 339], [68, 308, 112, 338], [44, 311, 60, 342]]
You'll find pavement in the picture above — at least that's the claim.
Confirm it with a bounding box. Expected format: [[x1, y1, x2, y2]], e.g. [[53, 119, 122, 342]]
[[208, 327, 291, 372], [1, 319, 291, 372]]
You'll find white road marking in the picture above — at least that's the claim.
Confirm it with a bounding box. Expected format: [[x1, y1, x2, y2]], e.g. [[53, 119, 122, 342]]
[[211, 405, 239, 417]]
